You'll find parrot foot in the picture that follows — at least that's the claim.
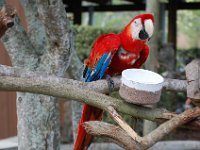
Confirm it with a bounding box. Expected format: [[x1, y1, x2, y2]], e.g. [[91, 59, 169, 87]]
[[105, 75, 114, 93]]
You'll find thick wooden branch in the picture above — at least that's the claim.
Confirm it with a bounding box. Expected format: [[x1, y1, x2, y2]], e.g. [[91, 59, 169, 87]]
[[0, 69, 199, 128], [185, 59, 200, 106], [107, 106, 143, 144], [0, 66, 199, 130], [143, 107, 200, 148], [0, 64, 187, 93], [0, 64, 120, 94], [83, 121, 144, 150], [35, 0, 73, 75], [84, 107, 200, 150], [19, 0, 49, 55], [2, 14, 39, 68], [163, 78, 188, 92], [0, 75, 162, 117]]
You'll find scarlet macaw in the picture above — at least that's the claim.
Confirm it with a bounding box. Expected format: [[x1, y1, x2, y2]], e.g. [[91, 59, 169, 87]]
[[74, 13, 154, 150]]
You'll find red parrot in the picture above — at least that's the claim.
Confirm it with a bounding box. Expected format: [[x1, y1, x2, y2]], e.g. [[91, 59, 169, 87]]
[[74, 13, 154, 150]]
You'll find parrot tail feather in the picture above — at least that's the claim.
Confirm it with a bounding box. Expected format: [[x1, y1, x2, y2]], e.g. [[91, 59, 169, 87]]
[[74, 104, 103, 150]]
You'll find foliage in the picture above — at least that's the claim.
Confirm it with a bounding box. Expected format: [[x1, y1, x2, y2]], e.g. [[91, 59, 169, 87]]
[[177, 10, 200, 49], [177, 48, 200, 70], [94, 11, 146, 28]]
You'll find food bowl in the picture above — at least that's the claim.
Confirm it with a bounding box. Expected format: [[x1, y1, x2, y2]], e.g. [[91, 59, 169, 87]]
[[119, 69, 164, 105]]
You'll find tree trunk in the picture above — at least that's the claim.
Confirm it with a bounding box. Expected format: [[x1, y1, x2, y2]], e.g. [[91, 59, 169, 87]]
[[144, 0, 160, 135], [61, 26, 84, 142], [2, 0, 73, 149], [145, 0, 160, 71]]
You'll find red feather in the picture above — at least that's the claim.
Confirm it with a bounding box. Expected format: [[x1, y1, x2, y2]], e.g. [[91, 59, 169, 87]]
[[84, 33, 121, 68], [74, 105, 103, 150]]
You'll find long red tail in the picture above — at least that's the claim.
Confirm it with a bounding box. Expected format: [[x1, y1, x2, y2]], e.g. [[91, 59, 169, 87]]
[[74, 104, 103, 150]]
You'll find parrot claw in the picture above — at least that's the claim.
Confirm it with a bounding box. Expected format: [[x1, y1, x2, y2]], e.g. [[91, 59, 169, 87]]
[[105, 75, 114, 93]]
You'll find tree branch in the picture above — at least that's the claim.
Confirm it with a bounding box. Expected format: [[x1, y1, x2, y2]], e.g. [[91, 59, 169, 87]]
[[107, 106, 144, 144], [2, 15, 39, 69], [0, 64, 187, 94], [0, 64, 198, 130], [35, 0, 73, 75], [163, 78, 187, 92], [19, 0, 49, 55], [0, 75, 167, 122], [83, 121, 144, 150], [84, 107, 200, 150], [0, 64, 121, 94], [143, 107, 200, 148]]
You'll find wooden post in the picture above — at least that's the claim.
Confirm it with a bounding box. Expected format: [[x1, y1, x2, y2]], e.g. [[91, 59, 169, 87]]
[[73, 0, 82, 24], [159, 3, 166, 43], [168, 0, 177, 66], [144, 0, 160, 135], [88, 6, 94, 25], [185, 59, 200, 106]]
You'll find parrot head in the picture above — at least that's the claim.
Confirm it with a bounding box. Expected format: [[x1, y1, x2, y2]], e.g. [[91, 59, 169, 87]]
[[121, 13, 154, 41]]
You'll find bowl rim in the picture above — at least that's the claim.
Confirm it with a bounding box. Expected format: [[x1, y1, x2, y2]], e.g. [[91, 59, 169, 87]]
[[122, 69, 164, 85]]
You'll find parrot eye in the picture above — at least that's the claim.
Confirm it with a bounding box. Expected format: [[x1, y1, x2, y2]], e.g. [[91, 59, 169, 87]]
[[134, 20, 139, 25], [134, 20, 140, 27]]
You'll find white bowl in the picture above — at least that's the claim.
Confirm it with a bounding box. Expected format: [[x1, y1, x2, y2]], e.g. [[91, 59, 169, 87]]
[[119, 69, 164, 105]]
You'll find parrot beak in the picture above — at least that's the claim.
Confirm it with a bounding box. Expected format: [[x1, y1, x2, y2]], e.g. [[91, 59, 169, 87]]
[[139, 19, 154, 41], [144, 19, 154, 40]]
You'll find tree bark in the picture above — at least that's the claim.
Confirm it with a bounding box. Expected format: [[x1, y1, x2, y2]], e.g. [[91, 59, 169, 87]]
[[83, 121, 142, 150], [1, 0, 73, 149], [84, 107, 200, 150], [0, 66, 199, 130], [0, 64, 187, 94]]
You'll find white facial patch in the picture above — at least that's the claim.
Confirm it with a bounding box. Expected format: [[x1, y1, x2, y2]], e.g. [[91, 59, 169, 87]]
[[118, 47, 140, 65], [131, 18, 143, 40], [144, 19, 154, 38]]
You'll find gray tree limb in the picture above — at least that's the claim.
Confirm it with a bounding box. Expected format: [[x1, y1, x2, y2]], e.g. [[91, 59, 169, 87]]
[[0, 65, 198, 130], [83, 121, 142, 150], [163, 78, 187, 92], [0, 64, 187, 94], [84, 107, 200, 150]]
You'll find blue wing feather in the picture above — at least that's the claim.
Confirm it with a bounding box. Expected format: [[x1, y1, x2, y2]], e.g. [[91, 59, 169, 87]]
[[99, 53, 112, 79], [85, 68, 92, 81], [83, 52, 113, 82]]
